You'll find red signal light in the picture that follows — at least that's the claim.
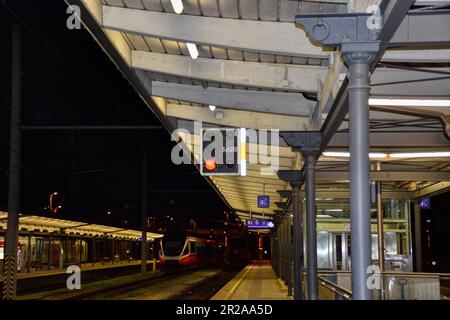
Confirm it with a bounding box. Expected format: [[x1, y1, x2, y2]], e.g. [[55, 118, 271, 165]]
[[204, 158, 217, 171]]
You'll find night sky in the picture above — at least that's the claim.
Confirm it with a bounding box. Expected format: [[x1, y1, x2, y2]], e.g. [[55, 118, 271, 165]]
[[0, 0, 229, 231]]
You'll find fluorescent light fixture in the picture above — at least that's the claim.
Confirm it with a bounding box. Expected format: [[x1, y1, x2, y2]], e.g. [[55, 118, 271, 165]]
[[208, 105, 216, 111], [170, 0, 184, 14], [240, 128, 247, 176], [325, 209, 344, 212], [322, 152, 388, 159], [369, 153, 388, 159], [390, 152, 450, 158], [323, 152, 350, 158], [369, 98, 450, 107], [186, 43, 199, 59]]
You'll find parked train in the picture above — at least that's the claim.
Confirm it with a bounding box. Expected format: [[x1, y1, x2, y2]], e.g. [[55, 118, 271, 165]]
[[159, 229, 220, 267]]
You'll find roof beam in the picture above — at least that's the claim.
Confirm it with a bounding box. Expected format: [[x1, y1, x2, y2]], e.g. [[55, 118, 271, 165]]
[[304, 0, 416, 147], [316, 171, 450, 182], [328, 131, 450, 148], [102, 5, 328, 58], [133, 51, 326, 93], [413, 182, 450, 198], [166, 103, 310, 130], [136, 51, 448, 97], [151, 82, 314, 116], [388, 9, 450, 47]]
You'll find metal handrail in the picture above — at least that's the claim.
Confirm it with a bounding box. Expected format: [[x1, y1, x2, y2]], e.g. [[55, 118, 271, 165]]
[[318, 275, 352, 300], [319, 270, 450, 278]]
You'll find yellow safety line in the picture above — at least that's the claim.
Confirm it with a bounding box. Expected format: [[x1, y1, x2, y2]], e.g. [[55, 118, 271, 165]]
[[277, 278, 287, 290], [224, 264, 254, 300]]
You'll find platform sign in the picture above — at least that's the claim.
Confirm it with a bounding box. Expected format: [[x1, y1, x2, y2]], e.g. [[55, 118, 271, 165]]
[[257, 196, 270, 208], [247, 219, 274, 229], [420, 197, 431, 209]]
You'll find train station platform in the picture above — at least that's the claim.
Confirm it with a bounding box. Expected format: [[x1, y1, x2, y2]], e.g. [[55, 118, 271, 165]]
[[1, 260, 158, 294], [211, 260, 292, 300]]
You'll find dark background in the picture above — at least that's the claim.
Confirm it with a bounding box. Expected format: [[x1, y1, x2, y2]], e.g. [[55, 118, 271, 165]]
[[0, 0, 229, 232]]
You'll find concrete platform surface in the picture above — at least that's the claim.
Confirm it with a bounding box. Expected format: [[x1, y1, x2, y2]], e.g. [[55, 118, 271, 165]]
[[211, 260, 292, 300]]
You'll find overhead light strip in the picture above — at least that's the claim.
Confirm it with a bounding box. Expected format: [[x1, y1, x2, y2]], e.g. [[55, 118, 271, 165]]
[[323, 151, 450, 159], [170, 0, 184, 14], [369, 98, 450, 107]]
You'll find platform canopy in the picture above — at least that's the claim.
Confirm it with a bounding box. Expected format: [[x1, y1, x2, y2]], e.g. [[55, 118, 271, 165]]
[[0, 212, 163, 240], [67, 0, 450, 222]]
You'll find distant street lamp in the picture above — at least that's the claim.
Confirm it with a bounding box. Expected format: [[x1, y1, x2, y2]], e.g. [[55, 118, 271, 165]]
[[49, 192, 58, 213]]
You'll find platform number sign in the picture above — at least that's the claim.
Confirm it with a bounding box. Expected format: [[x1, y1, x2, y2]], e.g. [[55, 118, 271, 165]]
[[257, 196, 270, 208], [200, 127, 246, 176], [247, 219, 274, 229], [420, 197, 431, 210]]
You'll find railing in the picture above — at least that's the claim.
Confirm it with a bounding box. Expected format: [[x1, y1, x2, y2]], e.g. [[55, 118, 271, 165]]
[[318, 275, 352, 300], [317, 270, 450, 300]]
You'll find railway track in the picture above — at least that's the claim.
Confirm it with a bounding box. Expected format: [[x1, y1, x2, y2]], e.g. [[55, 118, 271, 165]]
[[87, 264, 245, 300], [18, 264, 245, 300], [167, 266, 243, 300]]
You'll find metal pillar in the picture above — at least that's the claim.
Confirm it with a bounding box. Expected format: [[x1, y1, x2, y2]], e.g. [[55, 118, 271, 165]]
[[48, 237, 52, 270], [277, 227, 282, 279], [292, 186, 304, 300], [376, 162, 385, 299], [376, 163, 385, 272], [26, 236, 31, 273], [287, 215, 293, 296], [342, 42, 380, 300], [304, 152, 318, 300], [141, 147, 148, 274], [3, 24, 22, 300], [60, 237, 66, 270], [79, 239, 83, 265], [413, 202, 423, 272], [92, 238, 95, 266]]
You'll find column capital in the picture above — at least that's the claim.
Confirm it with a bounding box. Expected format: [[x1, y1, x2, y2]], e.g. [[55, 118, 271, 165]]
[[277, 170, 305, 188], [341, 41, 380, 66], [280, 131, 322, 156]]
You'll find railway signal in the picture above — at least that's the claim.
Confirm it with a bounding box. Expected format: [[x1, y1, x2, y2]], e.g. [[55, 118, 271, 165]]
[[200, 127, 246, 176]]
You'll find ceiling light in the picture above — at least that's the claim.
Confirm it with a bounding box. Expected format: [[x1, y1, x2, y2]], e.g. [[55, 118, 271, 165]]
[[215, 111, 224, 120], [186, 43, 199, 59], [170, 0, 184, 14], [369, 98, 450, 107], [208, 105, 216, 111], [390, 152, 450, 159], [322, 152, 388, 159], [369, 153, 388, 159], [323, 152, 350, 158]]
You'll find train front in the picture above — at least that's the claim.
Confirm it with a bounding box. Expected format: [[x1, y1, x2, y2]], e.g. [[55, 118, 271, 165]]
[[159, 229, 187, 267]]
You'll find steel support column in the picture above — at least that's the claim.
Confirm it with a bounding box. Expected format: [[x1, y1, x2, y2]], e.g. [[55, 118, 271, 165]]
[[413, 201, 423, 272], [141, 147, 148, 274], [292, 186, 304, 300], [3, 24, 22, 300], [304, 152, 318, 300], [26, 236, 31, 273], [287, 214, 293, 297], [376, 162, 385, 299], [342, 42, 380, 300]]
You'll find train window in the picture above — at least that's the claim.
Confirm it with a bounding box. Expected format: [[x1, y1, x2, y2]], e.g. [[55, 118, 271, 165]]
[[190, 241, 196, 254]]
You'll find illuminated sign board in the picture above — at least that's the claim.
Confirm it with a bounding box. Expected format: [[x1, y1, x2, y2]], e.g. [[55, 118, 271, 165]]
[[257, 196, 270, 208], [420, 197, 431, 210], [247, 219, 274, 229]]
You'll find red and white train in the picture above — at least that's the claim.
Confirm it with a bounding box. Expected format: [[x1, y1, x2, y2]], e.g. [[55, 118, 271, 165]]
[[159, 229, 220, 267]]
